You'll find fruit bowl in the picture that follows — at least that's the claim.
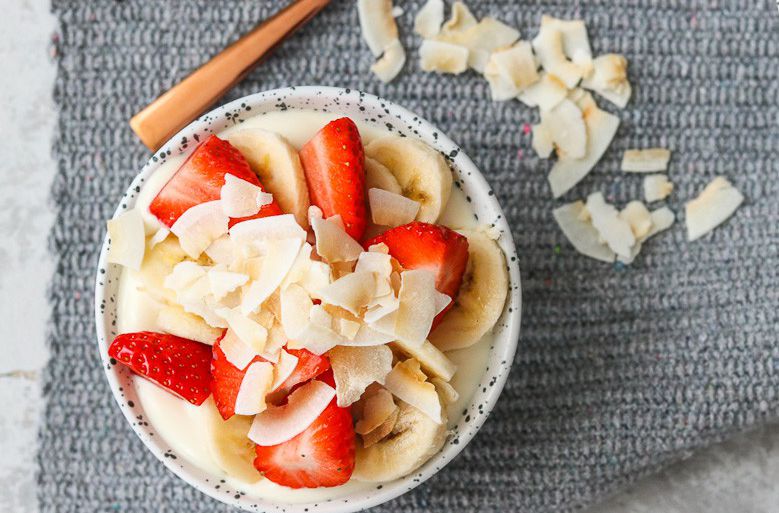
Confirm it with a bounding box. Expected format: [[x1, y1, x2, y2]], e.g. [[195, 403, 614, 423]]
[[94, 86, 522, 512]]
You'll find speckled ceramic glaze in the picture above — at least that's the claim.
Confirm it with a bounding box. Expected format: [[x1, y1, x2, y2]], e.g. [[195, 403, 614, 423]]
[[94, 86, 522, 512]]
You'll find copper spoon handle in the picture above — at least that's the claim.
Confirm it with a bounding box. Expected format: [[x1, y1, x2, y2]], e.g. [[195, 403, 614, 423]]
[[130, 0, 331, 151]]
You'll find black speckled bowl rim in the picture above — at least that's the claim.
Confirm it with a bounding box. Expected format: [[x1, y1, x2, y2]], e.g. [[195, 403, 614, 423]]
[[94, 86, 522, 513]]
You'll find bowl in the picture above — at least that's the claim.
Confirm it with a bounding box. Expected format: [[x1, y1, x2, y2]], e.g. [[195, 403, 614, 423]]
[[94, 86, 522, 512]]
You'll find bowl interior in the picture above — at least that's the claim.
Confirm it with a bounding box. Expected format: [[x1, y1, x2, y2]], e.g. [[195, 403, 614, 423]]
[[95, 86, 522, 512]]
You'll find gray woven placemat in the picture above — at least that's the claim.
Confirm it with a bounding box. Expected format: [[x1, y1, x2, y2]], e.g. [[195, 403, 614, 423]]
[[39, 0, 779, 511]]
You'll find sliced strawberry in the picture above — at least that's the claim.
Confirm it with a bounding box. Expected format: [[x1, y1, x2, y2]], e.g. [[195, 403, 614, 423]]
[[149, 134, 282, 228], [299, 117, 367, 240], [277, 348, 331, 393], [210, 334, 267, 420], [366, 221, 469, 326], [108, 332, 212, 405], [253, 395, 355, 488]]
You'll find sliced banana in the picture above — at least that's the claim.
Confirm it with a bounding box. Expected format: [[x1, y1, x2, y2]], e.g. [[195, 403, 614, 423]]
[[226, 129, 310, 228], [353, 400, 447, 482], [364, 157, 402, 195], [138, 237, 188, 304], [365, 136, 452, 223], [429, 230, 508, 352], [203, 398, 262, 484]]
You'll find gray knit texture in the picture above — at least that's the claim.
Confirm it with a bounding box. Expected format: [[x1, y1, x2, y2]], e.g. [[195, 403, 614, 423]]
[[40, 0, 779, 511]]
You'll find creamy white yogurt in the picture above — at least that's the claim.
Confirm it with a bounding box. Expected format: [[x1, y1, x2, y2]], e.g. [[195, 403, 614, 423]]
[[116, 109, 494, 502]]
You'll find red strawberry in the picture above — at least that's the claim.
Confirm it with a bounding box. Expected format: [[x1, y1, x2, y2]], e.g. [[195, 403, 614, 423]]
[[108, 332, 212, 405], [210, 334, 267, 420], [299, 117, 367, 240], [149, 134, 282, 228], [277, 348, 330, 393], [253, 396, 355, 488], [366, 222, 469, 327]]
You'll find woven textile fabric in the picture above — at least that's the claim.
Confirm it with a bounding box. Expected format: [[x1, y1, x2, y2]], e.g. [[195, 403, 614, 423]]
[[40, 0, 779, 511]]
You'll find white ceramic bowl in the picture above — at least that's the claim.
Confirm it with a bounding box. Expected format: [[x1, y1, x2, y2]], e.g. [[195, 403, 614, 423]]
[[94, 86, 522, 512]]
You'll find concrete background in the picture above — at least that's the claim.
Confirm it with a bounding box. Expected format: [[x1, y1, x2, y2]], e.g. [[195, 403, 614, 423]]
[[0, 0, 776, 511]]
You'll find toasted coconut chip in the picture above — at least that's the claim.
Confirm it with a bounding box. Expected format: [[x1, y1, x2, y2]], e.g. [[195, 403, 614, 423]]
[[431, 377, 459, 404], [365, 157, 403, 195], [262, 323, 287, 362], [317, 271, 376, 316], [369, 188, 421, 227], [582, 54, 631, 108], [299, 261, 333, 298], [395, 269, 438, 347], [441, 1, 477, 34], [488, 42, 539, 91], [362, 406, 400, 448], [618, 207, 676, 264], [621, 148, 672, 173], [355, 250, 393, 277], [220, 174, 273, 218], [170, 201, 229, 259], [619, 201, 653, 239], [208, 269, 249, 300], [643, 174, 674, 203], [483, 60, 520, 101], [371, 39, 406, 83], [414, 0, 444, 38], [157, 304, 223, 345], [355, 388, 397, 434], [384, 359, 442, 423], [107, 208, 146, 270], [685, 176, 744, 242], [240, 238, 302, 315], [164, 261, 206, 292], [517, 72, 568, 110], [542, 98, 587, 160], [287, 322, 346, 355], [280, 283, 313, 339], [433, 291, 452, 316], [331, 345, 393, 407], [391, 339, 456, 381], [363, 293, 401, 324], [234, 361, 274, 416], [419, 39, 469, 74], [548, 94, 620, 198], [586, 193, 635, 259], [217, 307, 268, 354], [345, 324, 396, 346], [205, 235, 236, 266], [280, 242, 313, 288], [554, 201, 612, 262], [337, 318, 362, 340], [358, 0, 399, 58], [229, 215, 306, 253], [270, 349, 299, 391], [220, 329, 259, 369], [540, 15, 593, 75], [249, 380, 336, 446], [148, 225, 170, 250], [531, 123, 555, 159], [311, 214, 363, 263], [309, 304, 334, 329], [531, 26, 583, 88], [437, 17, 520, 73]]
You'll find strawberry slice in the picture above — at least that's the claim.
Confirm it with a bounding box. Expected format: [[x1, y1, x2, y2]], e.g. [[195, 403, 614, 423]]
[[299, 117, 367, 240], [277, 348, 331, 393], [366, 221, 469, 326], [210, 334, 267, 420], [253, 391, 355, 488], [149, 134, 282, 228], [108, 332, 212, 405]]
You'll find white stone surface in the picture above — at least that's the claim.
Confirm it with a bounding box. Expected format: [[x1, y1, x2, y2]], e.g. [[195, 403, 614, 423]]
[[0, 1, 778, 512]]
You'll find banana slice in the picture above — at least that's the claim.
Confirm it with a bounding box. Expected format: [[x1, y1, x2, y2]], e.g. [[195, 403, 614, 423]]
[[203, 398, 262, 484], [364, 157, 402, 195], [226, 129, 310, 228], [352, 400, 447, 482], [429, 230, 508, 351], [365, 136, 452, 223], [137, 237, 188, 304]]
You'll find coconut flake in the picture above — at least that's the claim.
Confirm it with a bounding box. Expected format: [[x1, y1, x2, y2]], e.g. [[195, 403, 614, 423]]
[[220, 174, 273, 218], [148, 225, 170, 250], [621, 148, 672, 173], [249, 380, 336, 446], [331, 345, 393, 407], [316, 271, 376, 316], [345, 324, 396, 346], [337, 318, 362, 340], [685, 177, 744, 242], [208, 268, 249, 300], [531, 123, 555, 159], [157, 304, 223, 345], [107, 208, 146, 270], [586, 193, 636, 259], [431, 377, 459, 404], [542, 98, 587, 160], [582, 54, 631, 108], [487, 42, 539, 91], [358, 0, 399, 57], [419, 39, 469, 74], [414, 0, 444, 38], [355, 251, 393, 277], [619, 201, 653, 239], [170, 201, 229, 259], [355, 387, 397, 435], [228, 214, 306, 247], [540, 15, 593, 76], [391, 338, 456, 381], [436, 17, 520, 73], [365, 157, 403, 194], [205, 235, 236, 266], [218, 307, 268, 354], [280, 242, 314, 288], [643, 174, 674, 202], [287, 322, 346, 355], [532, 25, 583, 88], [240, 238, 302, 314], [441, 1, 476, 34], [164, 261, 206, 292], [299, 261, 333, 298], [234, 361, 274, 416], [220, 329, 259, 369], [394, 269, 438, 347], [371, 39, 406, 83], [369, 188, 421, 226], [280, 283, 313, 339], [384, 359, 442, 423], [363, 293, 401, 324], [270, 350, 299, 391], [517, 72, 569, 110], [553, 201, 616, 263], [311, 214, 363, 263], [548, 93, 620, 198]]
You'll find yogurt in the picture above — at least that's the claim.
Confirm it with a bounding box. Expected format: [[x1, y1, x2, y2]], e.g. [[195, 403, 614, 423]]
[[116, 109, 494, 502]]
